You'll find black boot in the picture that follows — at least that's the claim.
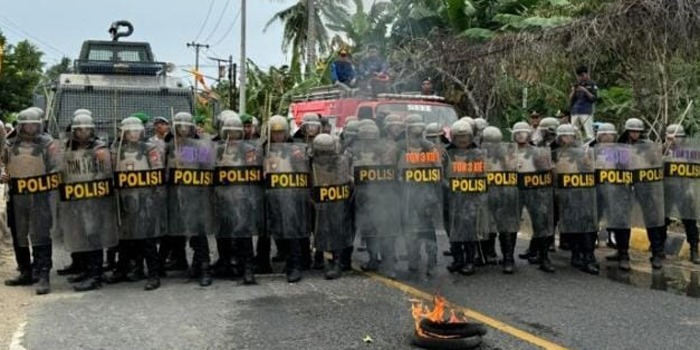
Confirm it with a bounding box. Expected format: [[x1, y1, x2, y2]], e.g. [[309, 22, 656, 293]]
[[568, 235, 584, 268], [4, 270, 33, 286], [237, 238, 257, 285], [537, 237, 555, 273], [340, 246, 353, 271], [612, 229, 632, 271], [254, 235, 274, 274], [286, 239, 302, 283], [691, 245, 700, 265], [519, 239, 538, 262], [106, 242, 131, 284], [447, 243, 464, 273], [312, 250, 325, 270], [57, 253, 81, 276], [499, 232, 516, 274], [33, 245, 53, 295], [199, 264, 213, 287], [300, 237, 312, 271], [580, 233, 599, 275], [648, 227, 665, 270], [484, 234, 498, 265], [213, 237, 234, 278], [324, 252, 342, 280], [143, 239, 161, 291], [36, 271, 50, 295], [460, 243, 476, 276], [105, 247, 117, 271], [74, 251, 103, 292], [618, 251, 631, 271]]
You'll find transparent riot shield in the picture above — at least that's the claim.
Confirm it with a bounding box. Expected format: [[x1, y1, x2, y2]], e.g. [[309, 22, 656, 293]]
[[517, 146, 553, 238], [397, 146, 443, 236], [166, 138, 215, 237], [445, 148, 488, 242], [214, 139, 264, 238], [311, 153, 353, 252], [57, 141, 118, 252], [264, 143, 310, 240], [631, 142, 665, 228], [594, 143, 634, 229], [484, 142, 519, 234], [555, 146, 597, 234], [353, 139, 401, 239], [113, 139, 166, 240], [6, 136, 61, 247], [663, 139, 700, 220]]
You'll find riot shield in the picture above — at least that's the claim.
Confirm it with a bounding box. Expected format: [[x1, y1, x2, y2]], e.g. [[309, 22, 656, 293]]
[[264, 143, 310, 240], [517, 146, 553, 238], [353, 139, 400, 239], [113, 140, 166, 240], [631, 142, 665, 228], [484, 142, 519, 234], [555, 146, 597, 234], [445, 148, 488, 242], [594, 143, 634, 229], [6, 136, 61, 247], [398, 144, 443, 236], [214, 140, 264, 238], [663, 139, 700, 220], [57, 141, 118, 252], [311, 154, 353, 252], [166, 138, 215, 237]]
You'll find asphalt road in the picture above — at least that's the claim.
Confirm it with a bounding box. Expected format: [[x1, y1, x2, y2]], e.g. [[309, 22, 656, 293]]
[[4, 233, 700, 350]]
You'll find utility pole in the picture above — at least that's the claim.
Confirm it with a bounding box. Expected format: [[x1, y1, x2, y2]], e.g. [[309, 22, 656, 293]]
[[239, 0, 247, 114], [306, 0, 316, 77], [229, 56, 236, 111], [187, 41, 209, 93]]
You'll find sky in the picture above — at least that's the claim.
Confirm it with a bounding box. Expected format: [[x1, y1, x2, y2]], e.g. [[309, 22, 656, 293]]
[[0, 0, 301, 84]]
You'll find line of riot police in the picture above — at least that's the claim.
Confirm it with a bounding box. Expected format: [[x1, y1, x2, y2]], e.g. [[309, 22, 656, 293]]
[[4, 107, 699, 295]]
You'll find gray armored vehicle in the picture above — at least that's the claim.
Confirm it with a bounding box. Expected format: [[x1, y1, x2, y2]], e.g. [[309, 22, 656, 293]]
[[38, 21, 193, 141]]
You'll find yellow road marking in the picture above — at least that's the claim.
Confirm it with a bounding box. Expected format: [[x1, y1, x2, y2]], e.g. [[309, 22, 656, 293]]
[[364, 271, 571, 350]]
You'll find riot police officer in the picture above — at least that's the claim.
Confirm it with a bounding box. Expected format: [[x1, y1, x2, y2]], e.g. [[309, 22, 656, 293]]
[[619, 118, 666, 269], [264, 115, 310, 283], [2, 108, 60, 294], [214, 116, 263, 284], [553, 124, 599, 274], [482, 126, 519, 274], [58, 111, 118, 292], [354, 123, 400, 277], [512, 121, 555, 273], [106, 117, 165, 290], [444, 120, 487, 275], [310, 134, 353, 279], [399, 114, 442, 276], [166, 112, 215, 286], [662, 124, 700, 264]]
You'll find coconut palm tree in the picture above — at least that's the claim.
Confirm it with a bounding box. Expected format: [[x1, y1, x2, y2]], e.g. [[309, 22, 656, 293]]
[[265, 0, 349, 78]]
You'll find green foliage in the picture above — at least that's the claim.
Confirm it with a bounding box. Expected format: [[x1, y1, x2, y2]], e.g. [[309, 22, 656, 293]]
[[0, 32, 44, 121]]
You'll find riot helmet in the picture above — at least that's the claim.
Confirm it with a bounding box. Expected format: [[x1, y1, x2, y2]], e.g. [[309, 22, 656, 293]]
[[511, 121, 532, 144], [482, 126, 503, 144]]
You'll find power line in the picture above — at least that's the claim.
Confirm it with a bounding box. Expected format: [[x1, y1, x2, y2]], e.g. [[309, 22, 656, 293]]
[[211, 7, 241, 47], [203, 0, 233, 43], [194, 0, 215, 41], [0, 15, 68, 58]]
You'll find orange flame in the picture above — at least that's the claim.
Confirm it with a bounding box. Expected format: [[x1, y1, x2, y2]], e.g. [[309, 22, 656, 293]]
[[410, 294, 469, 339]]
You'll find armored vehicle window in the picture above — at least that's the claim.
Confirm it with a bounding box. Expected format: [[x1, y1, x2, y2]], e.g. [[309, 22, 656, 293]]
[[89, 49, 113, 61], [116, 49, 145, 62]]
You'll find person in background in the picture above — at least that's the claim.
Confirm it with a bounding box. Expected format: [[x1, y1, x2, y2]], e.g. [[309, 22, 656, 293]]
[[330, 48, 356, 86], [569, 65, 598, 141], [421, 78, 435, 96]]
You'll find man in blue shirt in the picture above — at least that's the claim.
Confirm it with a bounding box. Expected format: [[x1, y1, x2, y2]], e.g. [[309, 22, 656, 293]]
[[569, 65, 598, 140], [331, 49, 356, 86]]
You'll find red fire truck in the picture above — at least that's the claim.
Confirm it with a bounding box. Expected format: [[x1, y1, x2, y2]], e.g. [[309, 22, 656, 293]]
[[288, 85, 459, 135]]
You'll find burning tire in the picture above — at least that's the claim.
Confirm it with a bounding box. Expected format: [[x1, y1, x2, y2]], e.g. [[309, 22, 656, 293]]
[[411, 332, 483, 350], [419, 319, 488, 338]]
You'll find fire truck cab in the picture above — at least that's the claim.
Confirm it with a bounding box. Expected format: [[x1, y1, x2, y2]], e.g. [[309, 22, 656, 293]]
[[289, 85, 459, 135]]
